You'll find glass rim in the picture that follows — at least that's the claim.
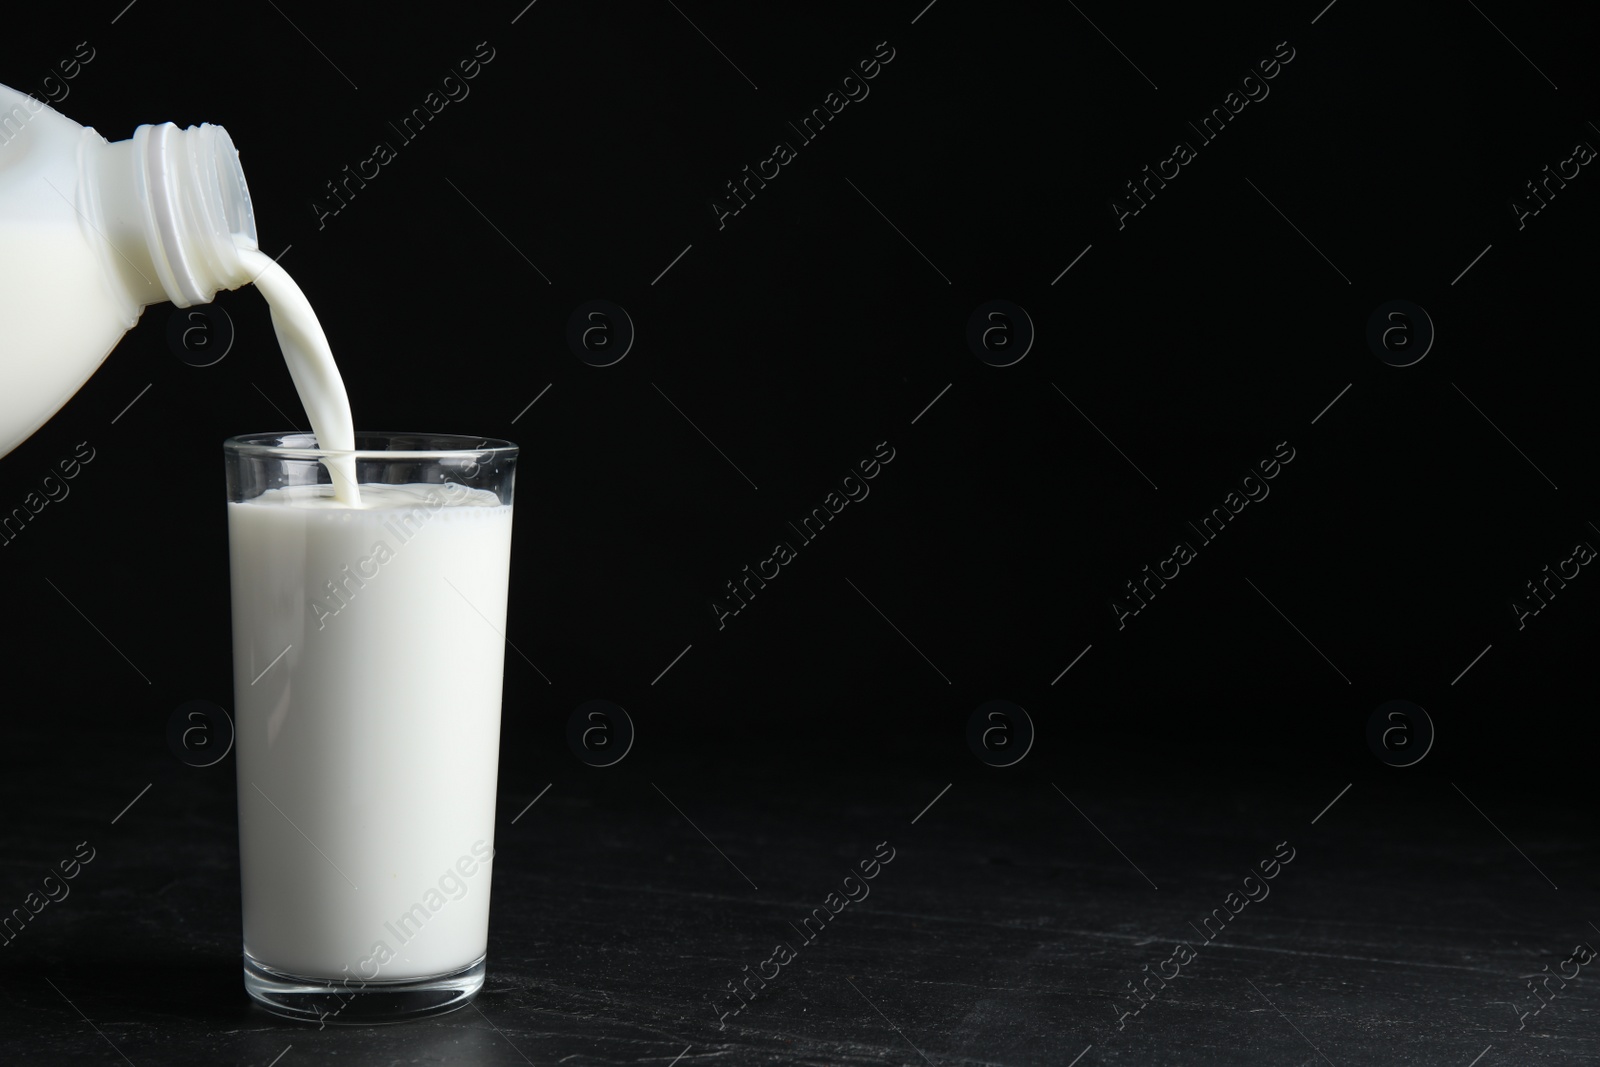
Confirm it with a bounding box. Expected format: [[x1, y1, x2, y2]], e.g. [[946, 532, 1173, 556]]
[[223, 431, 518, 461]]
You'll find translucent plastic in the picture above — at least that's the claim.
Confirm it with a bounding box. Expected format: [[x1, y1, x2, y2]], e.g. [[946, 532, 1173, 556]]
[[0, 80, 256, 458]]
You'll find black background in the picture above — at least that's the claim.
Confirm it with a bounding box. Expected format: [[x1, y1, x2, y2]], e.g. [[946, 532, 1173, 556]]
[[2, 1, 1597, 1063]]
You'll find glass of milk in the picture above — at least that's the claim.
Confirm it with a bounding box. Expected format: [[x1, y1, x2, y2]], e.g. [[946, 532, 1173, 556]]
[[225, 432, 517, 1024]]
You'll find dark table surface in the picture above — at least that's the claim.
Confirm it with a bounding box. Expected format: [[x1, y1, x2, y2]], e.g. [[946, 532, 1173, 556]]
[[1, 734, 1594, 1067]]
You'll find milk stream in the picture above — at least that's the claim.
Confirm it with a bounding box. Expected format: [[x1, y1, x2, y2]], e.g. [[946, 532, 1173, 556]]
[[235, 244, 360, 504]]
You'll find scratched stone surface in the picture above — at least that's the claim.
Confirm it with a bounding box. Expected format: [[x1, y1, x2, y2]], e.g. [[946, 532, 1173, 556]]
[[1, 738, 1597, 1065]]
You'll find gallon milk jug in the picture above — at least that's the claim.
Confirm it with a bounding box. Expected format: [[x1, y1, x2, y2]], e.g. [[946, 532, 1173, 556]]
[[0, 80, 257, 458]]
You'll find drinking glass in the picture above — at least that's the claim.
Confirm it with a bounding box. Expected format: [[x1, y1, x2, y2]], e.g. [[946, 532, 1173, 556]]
[[224, 432, 517, 1023]]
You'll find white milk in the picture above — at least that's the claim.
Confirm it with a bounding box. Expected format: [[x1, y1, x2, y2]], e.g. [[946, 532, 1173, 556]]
[[235, 245, 360, 504], [230, 482, 512, 980]]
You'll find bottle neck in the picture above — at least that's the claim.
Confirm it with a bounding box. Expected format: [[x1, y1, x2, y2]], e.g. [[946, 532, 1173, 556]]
[[85, 121, 258, 309]]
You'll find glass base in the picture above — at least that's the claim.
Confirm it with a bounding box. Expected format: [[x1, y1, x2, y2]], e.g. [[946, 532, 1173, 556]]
[[243, 952, 484, 1025]]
